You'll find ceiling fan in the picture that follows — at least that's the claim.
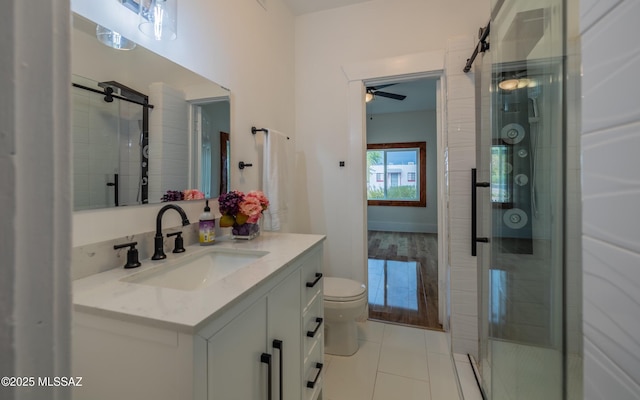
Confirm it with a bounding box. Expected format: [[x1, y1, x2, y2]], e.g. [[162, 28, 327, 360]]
[[365, 84, 407, 102]]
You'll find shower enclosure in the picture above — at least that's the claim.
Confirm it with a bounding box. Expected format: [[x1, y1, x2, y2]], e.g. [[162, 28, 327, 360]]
[[72, 75, 151, 210], [473, 0, 581, 398]]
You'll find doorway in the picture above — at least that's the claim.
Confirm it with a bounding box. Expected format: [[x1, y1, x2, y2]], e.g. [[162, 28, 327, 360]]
[[190, 98, 231, 199], [365, 77, 442, 330]]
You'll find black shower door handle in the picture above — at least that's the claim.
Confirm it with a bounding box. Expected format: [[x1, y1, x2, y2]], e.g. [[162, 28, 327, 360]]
[[106, 173, 119, 207], [472, 168, 491, 256]]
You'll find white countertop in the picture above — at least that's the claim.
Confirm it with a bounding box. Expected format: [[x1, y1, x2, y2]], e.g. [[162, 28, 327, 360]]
[[73, 232, 325, 333]]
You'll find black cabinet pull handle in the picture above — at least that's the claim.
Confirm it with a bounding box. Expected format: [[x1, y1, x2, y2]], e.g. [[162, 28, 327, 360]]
[[261, 353, 272, 400], [306, 362, 323, 389], [306, 273, 323, 288], [476, 237, 490, 243], [272, 340, 283, 400], [306, 318, 324, 338]]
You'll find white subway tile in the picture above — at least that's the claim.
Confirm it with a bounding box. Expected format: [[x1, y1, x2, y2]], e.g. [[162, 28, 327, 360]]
[[583, 237, 640, 386], [582, 122, 640, 197], [448, 145, 475, 172], [451, 313, 478, 341], [580, 0, 624, 34], [583, 188, 640, 254], [451, 266, 477, 292], [450, 290, 478, 317], [447, 74, 475, 101], [449, 193, 471, 222], [451, 337, 477, 357], [584, 337, 640, 400], [582, 0, 640, 133]]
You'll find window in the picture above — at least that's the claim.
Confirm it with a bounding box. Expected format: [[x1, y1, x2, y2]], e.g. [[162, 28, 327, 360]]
[[491, 144, 512, 205], [367, 142, 426, 207]]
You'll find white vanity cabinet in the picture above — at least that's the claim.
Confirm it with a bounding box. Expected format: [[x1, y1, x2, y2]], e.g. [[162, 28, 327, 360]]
[[203, 245, 324, 399], [72, 235, 324, 400], [206, 268, 301, 399]]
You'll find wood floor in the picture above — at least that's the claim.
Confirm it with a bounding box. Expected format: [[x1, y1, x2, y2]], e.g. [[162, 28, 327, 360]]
[[367, 231, 441, 330]]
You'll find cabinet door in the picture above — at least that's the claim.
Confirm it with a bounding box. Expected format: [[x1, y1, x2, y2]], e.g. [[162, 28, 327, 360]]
[[208, 297, 268, 400], [268, 269, 302, 400]]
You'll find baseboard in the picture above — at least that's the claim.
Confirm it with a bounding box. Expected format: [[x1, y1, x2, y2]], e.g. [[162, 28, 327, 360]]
[[367, 221, 437, 233]]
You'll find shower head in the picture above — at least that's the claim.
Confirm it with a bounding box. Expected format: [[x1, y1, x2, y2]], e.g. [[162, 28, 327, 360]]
[[528, 85, 541, 122]]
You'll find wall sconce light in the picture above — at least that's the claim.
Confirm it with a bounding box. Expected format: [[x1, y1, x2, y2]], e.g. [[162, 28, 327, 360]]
[[139, 0, 177, 41], [96, 24, 137, 50]]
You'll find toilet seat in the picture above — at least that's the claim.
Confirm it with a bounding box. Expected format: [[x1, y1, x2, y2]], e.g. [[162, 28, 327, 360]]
[[324, 277, 366, 302]]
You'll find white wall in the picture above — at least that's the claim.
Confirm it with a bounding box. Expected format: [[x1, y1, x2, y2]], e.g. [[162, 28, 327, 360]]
[[366, 110, 438, 233], [71, 0, 296, 246], [293, 0, 488, 280], [0, 0, 72, 395], [580, 0, 640, 398]]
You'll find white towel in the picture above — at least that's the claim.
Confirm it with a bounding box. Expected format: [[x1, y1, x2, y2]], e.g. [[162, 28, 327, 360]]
[[262, 129, 288, 231]]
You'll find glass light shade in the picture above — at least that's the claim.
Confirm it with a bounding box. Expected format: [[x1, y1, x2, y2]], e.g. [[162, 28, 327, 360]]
[[498, 78, 519, 91], [139, 0, 177, 41], [96, 25, 137, 50], [365, 92, 374, 102]]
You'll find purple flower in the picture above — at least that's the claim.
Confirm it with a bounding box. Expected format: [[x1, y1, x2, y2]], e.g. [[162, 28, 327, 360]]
[[218, 190, 244, 216]]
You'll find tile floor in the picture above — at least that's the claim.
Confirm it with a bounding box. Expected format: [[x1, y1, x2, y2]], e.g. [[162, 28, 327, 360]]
[[323, 320, 481, 400]]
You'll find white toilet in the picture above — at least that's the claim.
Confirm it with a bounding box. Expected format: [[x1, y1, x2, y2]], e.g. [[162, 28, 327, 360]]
[[323, 277, 367, 356]]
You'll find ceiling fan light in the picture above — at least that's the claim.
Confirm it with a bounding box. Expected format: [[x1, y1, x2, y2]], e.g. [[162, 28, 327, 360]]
[[365, 92, 374, 103]]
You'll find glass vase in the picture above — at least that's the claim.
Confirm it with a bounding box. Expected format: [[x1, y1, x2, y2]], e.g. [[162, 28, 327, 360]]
[[231, 222, 260, 240]]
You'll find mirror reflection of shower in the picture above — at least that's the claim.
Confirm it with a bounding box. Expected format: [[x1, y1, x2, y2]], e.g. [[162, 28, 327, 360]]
[[72, 76, 152, 210]]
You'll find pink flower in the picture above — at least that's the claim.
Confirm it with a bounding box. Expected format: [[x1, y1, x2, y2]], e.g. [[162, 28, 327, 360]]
[[183, 189, 205, 200], [239, 197, 263, 222], [246, 190, 270, 210]]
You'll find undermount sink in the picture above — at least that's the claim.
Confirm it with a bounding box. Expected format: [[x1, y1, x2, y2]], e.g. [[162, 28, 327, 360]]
[[120, 248, 269, 291]]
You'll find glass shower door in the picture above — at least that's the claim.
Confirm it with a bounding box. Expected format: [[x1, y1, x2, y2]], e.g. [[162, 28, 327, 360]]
[[476, 0, 566, 398]]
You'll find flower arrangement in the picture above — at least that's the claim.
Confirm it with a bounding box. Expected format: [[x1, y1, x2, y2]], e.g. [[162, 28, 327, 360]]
[[218, 190, 269, 228], [161, 189, 205, 202]]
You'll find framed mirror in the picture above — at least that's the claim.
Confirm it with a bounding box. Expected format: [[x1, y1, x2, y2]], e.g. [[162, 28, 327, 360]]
[[72, 13, 230, 211]]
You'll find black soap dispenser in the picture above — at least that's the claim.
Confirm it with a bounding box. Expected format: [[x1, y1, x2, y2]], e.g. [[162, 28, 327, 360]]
[[199, 199, 215, 245]]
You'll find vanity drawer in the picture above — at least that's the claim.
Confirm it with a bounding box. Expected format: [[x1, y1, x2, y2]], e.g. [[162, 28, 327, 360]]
[[303, 295, 324, 358], [303, 335, 324, 400], [302, 250, 323, 308]]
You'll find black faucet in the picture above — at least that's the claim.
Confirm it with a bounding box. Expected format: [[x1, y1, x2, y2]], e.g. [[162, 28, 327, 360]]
[[151, 204, 191, 260]]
